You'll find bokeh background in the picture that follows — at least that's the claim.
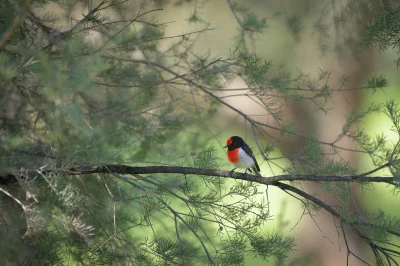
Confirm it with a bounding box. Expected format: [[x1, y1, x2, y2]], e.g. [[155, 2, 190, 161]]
[[155, 0, 400, 265]]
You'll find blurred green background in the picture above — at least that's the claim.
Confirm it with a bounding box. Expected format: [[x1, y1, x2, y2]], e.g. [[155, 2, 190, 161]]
[[156, 0, 400, 265]]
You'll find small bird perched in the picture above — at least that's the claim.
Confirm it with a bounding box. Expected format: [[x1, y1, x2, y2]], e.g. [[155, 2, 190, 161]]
[[224, 136, 261, 175]]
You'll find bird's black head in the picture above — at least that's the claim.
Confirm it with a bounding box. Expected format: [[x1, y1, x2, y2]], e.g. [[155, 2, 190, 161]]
[[225, 136, 244, 151]]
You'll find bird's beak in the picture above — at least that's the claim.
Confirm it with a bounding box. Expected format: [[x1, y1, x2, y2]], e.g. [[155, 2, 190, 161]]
[[223, 145, 227, 148]]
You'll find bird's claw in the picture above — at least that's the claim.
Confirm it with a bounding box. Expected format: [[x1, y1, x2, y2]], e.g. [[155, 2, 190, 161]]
[[229, 168, 236, 176]]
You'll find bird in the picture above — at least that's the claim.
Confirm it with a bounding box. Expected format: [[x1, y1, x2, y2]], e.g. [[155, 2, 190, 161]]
[[224, 136, 261, 176]]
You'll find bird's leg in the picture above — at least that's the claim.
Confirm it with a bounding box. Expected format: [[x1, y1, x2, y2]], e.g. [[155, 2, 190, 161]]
[[246, 168, 253, 174]]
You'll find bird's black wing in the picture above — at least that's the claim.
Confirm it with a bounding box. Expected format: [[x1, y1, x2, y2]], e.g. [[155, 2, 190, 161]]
[[242, 142, 260, 172]]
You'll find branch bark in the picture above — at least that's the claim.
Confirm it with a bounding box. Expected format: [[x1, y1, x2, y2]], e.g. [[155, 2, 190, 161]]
[[1, 164, 394, 185]]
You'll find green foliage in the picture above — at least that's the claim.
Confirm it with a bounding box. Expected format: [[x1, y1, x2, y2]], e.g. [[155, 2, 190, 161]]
[[384, 100, 400, 135], [320, 181, 349, 204], [193, 145, 220, 169], [0, 54, 16, 80], [23, 233, 65, 266], [242, 12, 268, 33], [250, 233, 294, 260], [286, 15, 303, 40], [239, 52, 272, 87], [149, 238, 199, 265], [279, 121, 295, 135], [2, 0, 400, 265], [363, 5, 400, 66], [219, 236, 246, 265], [302, 135, 325, 166], [367, 75, 388, 93]]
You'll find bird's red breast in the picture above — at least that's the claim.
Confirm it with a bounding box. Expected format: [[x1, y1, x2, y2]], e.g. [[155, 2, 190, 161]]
[[227, 148, 240, 163]]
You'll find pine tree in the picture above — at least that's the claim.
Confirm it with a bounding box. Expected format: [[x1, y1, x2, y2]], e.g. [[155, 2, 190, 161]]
[[1, 0, 400, 265]]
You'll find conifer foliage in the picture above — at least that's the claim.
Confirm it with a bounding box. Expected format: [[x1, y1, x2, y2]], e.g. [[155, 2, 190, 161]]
[[1, 0, 400, 265]]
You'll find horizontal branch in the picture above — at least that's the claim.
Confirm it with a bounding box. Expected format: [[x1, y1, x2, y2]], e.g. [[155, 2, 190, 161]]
[[1, 164, 394, 186]]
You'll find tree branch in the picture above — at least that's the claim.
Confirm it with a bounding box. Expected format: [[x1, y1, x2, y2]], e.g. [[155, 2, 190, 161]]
[[226, 0, 244, 28], [1, 164, 395, 186]]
